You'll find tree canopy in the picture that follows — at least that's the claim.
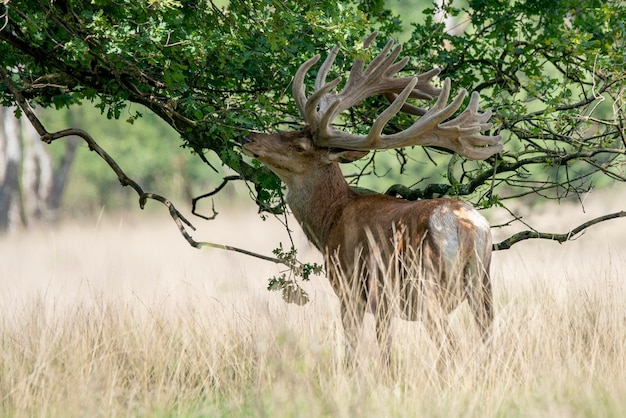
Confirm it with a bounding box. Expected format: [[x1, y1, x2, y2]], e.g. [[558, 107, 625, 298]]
[[1, 0, 626, 253]]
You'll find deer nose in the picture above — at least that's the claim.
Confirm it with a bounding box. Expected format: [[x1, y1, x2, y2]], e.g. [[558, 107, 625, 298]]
[[240, 136, 258, 158]]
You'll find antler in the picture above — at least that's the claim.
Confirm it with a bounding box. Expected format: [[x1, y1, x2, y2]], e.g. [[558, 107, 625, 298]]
[[292, 32, 503, 160]]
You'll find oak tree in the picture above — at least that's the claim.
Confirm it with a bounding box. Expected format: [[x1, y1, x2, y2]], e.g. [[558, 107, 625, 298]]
[[1, 0, 625, 271]]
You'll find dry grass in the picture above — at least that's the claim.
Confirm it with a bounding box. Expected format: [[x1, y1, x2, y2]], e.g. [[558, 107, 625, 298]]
[[2, 192, 626, 417]]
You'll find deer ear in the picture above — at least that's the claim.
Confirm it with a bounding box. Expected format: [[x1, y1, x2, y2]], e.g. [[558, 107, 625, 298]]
[[327, 149, 369, 163]]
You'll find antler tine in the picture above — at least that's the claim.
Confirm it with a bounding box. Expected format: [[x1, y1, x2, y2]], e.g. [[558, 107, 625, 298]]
[[341, 32, 384, 88], [386, 55, 410, 77], [429, 78, 466, 118], [293, 48, 343, 131], [441, 91, 492, 129], [409, 67, 442, 99], [369, 77, 419, 145], [315, 45, 340, 92], [304, 76, 342, 128], [341, 32, 379, 87], [364, 32, 413, 82], [363, 31, 379, 49], [293, 54, 321, 118], [364, 39, 399, 77]]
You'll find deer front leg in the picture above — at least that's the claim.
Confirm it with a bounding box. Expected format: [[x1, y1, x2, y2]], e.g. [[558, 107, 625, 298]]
[[368, 263, 393, 369], [374, 290, 392, 369], [328, 254, 368, 369], [340, 298, 366, 369]]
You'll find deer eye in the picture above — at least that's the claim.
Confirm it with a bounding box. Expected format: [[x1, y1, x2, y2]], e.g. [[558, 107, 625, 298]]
[[292, 144, 306, 153]]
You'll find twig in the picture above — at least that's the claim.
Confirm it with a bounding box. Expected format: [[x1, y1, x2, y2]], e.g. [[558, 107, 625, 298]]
[[192, 175, 241, 220], [493, 211, 626, 250]]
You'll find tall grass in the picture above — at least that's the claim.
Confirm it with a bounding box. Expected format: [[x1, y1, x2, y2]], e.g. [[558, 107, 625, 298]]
[[1, 207, 626, 417]]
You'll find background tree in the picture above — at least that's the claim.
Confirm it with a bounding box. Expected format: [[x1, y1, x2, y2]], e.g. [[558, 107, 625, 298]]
[[1, 0, 625, 254], [0, 106, 64, 231]]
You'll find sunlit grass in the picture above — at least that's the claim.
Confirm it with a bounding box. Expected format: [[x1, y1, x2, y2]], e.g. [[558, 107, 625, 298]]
[[1, 208, 626, 417]]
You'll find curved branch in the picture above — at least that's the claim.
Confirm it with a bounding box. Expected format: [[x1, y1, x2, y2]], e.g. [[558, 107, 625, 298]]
[[0, 65, 296, 269], [493, 211, 626, 251], [388, 144, 626, 202], [192, 175, 241, 220]]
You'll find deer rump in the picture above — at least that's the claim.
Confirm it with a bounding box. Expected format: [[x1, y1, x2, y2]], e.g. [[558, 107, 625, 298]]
[[324, 196, 492, 323]]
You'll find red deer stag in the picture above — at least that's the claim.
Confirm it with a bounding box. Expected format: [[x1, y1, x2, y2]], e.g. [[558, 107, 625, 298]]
[[243, 32, 503, 366]]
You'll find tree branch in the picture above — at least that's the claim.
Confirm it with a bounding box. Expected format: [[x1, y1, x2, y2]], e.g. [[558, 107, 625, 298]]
[[390, 145, 626, 202], [0, 65, 296, 269], [192, 175, 241, 220], [493, 211, 626, 250]]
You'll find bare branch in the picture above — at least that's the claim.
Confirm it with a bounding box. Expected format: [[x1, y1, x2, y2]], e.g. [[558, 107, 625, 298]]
[[192, 175, 241, 220], [493, 211, 626, 250]]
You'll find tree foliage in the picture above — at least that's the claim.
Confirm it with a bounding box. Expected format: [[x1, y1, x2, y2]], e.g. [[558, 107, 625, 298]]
[[1, 0, 626, 250]]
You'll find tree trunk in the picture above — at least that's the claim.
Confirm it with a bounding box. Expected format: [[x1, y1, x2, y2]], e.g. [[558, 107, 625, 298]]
[[47, 136, 79, 212], [46, 110, 80, 214], [20, 114, 53, 222], [0, 107, 76, 232], [0, 107, 23, 231]]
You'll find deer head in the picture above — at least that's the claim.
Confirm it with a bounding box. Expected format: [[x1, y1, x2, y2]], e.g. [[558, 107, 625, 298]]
[[244, 127, 368, 183]]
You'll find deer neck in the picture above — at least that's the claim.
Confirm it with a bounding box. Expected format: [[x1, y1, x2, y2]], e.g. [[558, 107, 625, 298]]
[[283, 163, 353, 251]]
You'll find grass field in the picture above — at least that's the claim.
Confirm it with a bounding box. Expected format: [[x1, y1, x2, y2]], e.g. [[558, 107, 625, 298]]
[[2, 190, 626, 417]]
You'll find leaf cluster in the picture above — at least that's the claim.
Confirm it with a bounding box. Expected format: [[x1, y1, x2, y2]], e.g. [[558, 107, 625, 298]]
[[267, 243, 323, 305], [0, 0, 386, 208]]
